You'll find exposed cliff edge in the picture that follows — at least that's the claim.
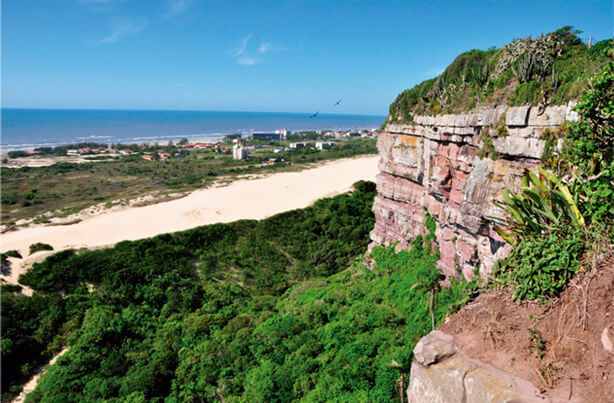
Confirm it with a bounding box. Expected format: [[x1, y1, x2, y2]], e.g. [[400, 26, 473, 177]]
[[370, 103, 578, 279], [371, 27, 613, 403]]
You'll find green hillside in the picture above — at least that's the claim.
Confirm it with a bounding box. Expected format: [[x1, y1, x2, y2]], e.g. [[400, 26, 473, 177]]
[[1, 182, 475, 402], [388, 27, 612, 122]]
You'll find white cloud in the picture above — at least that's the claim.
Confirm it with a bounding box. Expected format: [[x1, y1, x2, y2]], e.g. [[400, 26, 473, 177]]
[[237, 56, 257, 66], [258, 42, 289, 53], [258, 42, 271, 53], [165, 0, 194, 18], [99, 16, 149, 44], [234, 33, 253, 57]]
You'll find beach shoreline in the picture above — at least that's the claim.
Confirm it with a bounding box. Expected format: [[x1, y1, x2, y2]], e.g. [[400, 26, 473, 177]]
[[1, 155, 380, 290]]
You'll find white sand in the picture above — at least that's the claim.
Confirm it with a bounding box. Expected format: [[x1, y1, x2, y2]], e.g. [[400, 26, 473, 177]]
[[1, 156, 379, 287]]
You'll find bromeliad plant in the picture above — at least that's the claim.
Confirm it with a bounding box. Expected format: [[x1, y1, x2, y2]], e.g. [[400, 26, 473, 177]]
[[491, 62, 613, 302], [492, 167, 585, 244], [490, 168, 587, 301]]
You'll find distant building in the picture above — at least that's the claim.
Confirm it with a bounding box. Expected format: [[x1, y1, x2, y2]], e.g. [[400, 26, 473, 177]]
[[232, 143, 249, 160], [315, 141, 335, 150], [142, 154, 154, 161], [251, 129, 288, 141], [289, 142, 310, 149], [275, 129, 289, 139], [251, 133, 282, 141]]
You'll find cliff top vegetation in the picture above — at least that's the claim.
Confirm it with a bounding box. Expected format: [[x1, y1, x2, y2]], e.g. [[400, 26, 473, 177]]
[[388, 26, 613, 122]]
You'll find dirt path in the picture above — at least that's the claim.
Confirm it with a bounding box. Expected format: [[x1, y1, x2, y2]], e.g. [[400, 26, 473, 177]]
[[12, 347, 69, 403]]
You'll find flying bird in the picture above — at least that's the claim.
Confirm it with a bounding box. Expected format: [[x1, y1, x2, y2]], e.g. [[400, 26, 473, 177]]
[[310, 111, 319, 119], [334, 99, 341, 106]]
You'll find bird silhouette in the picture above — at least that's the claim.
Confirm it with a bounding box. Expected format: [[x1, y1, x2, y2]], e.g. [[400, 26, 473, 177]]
[[334, 99, 341, 106], [310, 111, 319, 119]]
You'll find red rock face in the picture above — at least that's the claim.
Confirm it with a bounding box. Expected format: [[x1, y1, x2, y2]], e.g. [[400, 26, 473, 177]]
[[370, 104, 577, 279]]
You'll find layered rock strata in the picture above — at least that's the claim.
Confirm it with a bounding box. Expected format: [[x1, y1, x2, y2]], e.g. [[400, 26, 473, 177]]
[[370, 103, 578, 279]]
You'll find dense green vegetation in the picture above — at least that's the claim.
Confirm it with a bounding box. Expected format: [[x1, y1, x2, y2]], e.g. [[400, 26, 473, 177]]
[[388, 27, 613, 121], [493, 61, 614, 301], [2, 182, 375, 400], [1, 138, 376, 224], [2, 182, 476, 402]]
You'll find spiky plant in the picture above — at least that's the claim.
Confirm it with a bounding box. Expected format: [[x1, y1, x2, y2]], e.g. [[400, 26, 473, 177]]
[[512, 52, 536, 83], [492, 167, 585, 244]]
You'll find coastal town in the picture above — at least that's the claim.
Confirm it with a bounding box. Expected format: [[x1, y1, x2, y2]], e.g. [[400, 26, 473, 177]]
[[1, 128, 378, 225], [2, 128, 378, 166]]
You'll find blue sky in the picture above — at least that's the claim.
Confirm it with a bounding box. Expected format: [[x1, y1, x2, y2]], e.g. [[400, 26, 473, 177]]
[[2, 0, 612, 115]]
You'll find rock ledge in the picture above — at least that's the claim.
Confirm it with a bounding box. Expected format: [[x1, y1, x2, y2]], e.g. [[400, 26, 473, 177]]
[[371, 103, 577, 279]]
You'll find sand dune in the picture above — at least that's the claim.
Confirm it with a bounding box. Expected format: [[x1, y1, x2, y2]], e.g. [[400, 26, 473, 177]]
[[1, 156, 379, 287]]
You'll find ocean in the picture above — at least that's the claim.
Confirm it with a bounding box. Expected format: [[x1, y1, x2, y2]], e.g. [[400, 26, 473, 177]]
[[1, 109, 385, 151]]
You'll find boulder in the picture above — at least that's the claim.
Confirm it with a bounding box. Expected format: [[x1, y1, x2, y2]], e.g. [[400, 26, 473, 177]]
[[412, 331, 458, 366], [408, 331, 550, 403]]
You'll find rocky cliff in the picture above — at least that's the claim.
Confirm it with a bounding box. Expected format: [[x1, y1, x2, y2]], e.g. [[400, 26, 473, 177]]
[[370, 103, 579, 279]]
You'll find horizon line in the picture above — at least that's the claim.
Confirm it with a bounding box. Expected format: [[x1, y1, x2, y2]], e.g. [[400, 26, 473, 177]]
[[1, 107, 386, 118]]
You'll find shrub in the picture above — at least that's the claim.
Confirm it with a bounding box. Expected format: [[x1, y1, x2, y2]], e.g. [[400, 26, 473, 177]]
[[3, 250, 22, 259], [29, 243, 54, 255], [492, 230, 583, 301]]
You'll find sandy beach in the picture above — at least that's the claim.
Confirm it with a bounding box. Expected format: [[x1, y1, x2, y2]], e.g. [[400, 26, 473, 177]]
[[1, 155, 379, 287]]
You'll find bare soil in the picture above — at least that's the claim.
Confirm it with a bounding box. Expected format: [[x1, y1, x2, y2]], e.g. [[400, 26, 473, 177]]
[[440, 253, 614, 402]]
